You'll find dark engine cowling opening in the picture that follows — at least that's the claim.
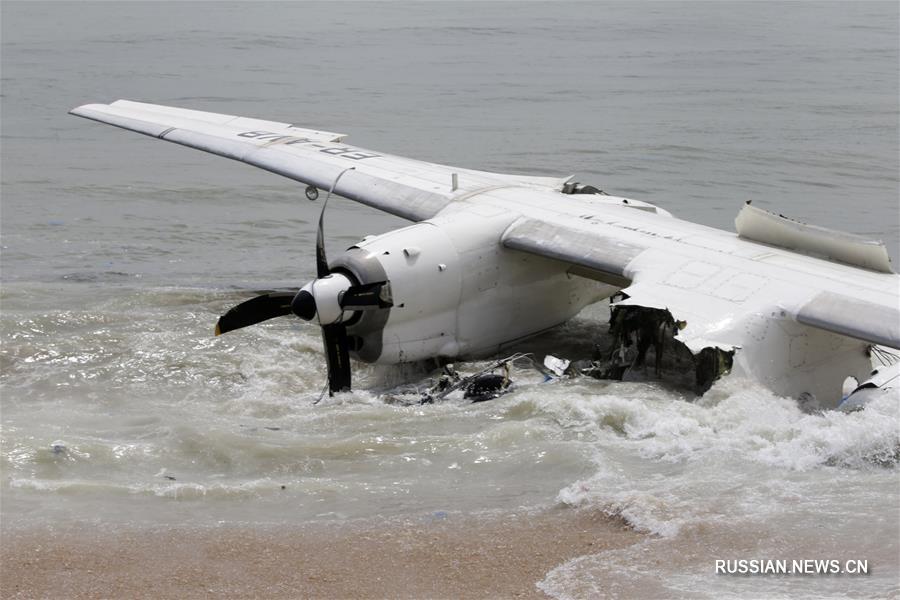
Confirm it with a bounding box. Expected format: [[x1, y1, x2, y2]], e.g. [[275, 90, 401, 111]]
[[327, 247, 393, 363]]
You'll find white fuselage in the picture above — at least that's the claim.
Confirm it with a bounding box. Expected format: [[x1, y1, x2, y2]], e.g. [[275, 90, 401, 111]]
[[340, 185, 881, 405], [348, 195, 618, 363]]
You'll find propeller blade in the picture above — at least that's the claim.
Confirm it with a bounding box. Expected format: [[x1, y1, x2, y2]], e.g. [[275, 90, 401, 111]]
[[315, 200, 330, 279], [215, 291, 297, 336], [321, 323, 351, 395], [340, 281, 393, 311], [315, 166, 355, 279]]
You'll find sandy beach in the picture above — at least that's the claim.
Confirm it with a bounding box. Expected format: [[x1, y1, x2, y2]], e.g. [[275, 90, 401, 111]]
[[1, 508, 640, 599]]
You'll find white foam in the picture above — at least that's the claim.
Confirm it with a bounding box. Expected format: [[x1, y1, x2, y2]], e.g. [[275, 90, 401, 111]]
[[542, 378, 900, 598]]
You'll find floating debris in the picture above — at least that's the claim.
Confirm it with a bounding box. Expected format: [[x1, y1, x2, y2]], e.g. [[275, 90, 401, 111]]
[[420, 354, 538, 404], [155, 468, 176, 481], [382, 353, 551, 406], [463, 372, 510, 403]]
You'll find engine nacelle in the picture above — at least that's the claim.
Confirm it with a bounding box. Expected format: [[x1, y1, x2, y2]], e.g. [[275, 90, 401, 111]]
[[330, 207, 618, 365], [838, 362, 899, 412]]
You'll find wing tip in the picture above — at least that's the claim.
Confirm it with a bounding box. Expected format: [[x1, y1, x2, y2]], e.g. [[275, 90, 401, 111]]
[[70, 100, 139, 116], [70, 102, 123, 118]]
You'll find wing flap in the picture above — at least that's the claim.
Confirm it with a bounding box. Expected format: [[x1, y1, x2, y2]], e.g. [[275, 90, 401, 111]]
[[501, 218, 643, 287], [796, 291, 900, 349], [735, 203, 894, 273]]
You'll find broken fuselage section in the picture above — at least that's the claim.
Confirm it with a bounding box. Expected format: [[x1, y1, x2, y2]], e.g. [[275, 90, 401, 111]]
[[570, 296, 883, 410], [574, 203, 894, 408], [589, 299, 735, 394]]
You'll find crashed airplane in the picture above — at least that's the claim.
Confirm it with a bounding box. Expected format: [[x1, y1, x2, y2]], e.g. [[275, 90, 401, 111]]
[[70, 100, 900, 409]]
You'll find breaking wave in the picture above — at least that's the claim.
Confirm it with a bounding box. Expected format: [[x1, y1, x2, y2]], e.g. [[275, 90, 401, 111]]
[[537, 378, 899, 599]]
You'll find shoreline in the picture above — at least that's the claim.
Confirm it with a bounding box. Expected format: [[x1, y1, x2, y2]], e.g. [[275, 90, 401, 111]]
[[1, 507, 641, 599]]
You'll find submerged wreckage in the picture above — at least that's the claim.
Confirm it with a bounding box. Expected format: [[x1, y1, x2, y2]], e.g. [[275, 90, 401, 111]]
[[387, 344, 897, 413], [70, 101, 900, 409]]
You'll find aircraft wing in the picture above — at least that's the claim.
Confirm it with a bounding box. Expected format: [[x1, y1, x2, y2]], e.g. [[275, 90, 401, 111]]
[[502, 208, 900, 353], [70, 100, 570, 222]]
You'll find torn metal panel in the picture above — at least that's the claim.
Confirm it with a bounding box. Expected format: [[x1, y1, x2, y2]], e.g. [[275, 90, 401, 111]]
[[607, 282, 742, 355], [735, 203, 894, 273], [589, 303, 735, 394]]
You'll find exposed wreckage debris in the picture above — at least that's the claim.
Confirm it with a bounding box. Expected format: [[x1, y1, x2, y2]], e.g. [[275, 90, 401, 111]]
[[586, 299, 735, 394], [380, 300, 893, 406], [378, 313, 894, 408], [384, 354, 532, 406], [381, 301, 738, 405], [380, 305, 737, 405]]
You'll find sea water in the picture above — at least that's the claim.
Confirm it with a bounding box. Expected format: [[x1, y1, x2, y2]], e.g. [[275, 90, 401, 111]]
[[2, 2, 898, 598]]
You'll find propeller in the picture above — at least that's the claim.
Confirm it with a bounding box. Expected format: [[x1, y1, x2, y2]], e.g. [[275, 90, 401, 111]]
[[214, 168, 392, 396], [214, 291, 297, 336]]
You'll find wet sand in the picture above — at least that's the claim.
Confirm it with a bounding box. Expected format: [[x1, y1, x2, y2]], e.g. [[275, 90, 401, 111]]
[[1, 508, 641, 599]]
